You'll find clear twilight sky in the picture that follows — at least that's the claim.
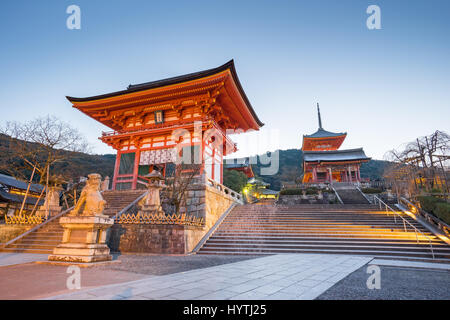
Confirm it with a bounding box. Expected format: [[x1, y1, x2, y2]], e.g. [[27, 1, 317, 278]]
[[0, 0, 449, 160]]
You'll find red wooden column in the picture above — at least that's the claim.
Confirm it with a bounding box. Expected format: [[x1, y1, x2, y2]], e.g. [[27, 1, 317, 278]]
[[131, 150, 140, 190], [312, 167, 317, 183], [112, 152, 121, 190], [328, 168, 333, 183]]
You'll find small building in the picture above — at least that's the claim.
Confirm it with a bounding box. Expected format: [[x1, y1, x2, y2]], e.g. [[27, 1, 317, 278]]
[[0, 173, 44, 217], [245, 177, 279, 200], [302, 104, 371, 183]]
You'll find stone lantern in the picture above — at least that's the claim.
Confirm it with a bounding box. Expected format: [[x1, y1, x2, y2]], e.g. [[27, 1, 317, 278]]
[[139, 170, 166, 214]]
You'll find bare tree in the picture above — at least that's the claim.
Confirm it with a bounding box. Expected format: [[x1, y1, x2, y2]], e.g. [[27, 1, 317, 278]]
[[164, 163, 203, 215], [384, 130, 449, 199], [0, 115, 90, 184]]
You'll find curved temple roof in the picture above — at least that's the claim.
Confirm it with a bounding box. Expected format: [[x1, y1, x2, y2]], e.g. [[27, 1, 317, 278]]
[[303, 148, 371, 162], [66, 60, 264, 131], [303, 128, 347, 139]]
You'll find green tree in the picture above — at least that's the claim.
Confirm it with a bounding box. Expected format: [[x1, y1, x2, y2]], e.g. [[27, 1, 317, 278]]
[[223, 170, 248, 192]]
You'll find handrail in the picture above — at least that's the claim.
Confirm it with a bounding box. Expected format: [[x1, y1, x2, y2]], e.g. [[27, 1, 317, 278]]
[[330, 185, 344, 204], [373, 195, 435, 259], [399, 197, 450, 236], [1, 205, 74, 249], [356, 185, 372, 204], [112, 191, 148, 220]]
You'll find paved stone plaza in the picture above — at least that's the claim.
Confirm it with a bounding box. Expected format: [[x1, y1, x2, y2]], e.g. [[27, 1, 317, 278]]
[[1, 252, 449, 300], [45, 254, 371, 300]]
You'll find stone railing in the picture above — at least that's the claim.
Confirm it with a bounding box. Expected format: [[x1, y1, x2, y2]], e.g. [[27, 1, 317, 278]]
[[206, 178, 243, 204]]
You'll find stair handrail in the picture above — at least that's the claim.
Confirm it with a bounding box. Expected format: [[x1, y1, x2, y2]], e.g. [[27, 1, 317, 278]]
[[112, 191, 148, 220], [1, 205, 74, 249], [399, 197, 450, 237], [373, 195, 435, 259], [330, 185, 344, 204], [355, 185, 372, 204]]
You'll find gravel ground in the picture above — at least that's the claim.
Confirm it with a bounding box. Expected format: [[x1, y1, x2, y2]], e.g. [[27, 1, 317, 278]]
[[317, 265, 450, 300], [101, 253, 263, 275]]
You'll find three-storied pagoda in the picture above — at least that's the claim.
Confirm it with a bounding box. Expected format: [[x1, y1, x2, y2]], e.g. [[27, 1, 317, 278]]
[[67, 60, 263, 190], [301, 104, 370, 183]]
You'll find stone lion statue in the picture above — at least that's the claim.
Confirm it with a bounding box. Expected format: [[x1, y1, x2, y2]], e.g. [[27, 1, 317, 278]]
[[70, 173, 106, 216]]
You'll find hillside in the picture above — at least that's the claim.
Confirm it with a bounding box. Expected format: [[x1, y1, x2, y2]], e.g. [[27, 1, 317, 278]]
[[0, 132, 390, 190], [0, 133, 116, 183]]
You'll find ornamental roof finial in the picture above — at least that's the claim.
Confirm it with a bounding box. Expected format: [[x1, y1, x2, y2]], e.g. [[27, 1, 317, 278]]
[[317, 103, 323, 130]]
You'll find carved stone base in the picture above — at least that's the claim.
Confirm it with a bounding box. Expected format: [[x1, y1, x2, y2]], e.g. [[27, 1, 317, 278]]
[[48, 215, 114, 263], [140, 204, 163, 214], [36, 205, 62, 218]]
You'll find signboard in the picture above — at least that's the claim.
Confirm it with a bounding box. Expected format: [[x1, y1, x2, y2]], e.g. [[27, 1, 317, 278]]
[[154, 110, 164, 124]]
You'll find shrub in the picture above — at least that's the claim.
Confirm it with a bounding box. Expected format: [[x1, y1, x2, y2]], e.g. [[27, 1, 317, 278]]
[[418, 195, 450, 224], [434, 202, 450, 224], [280, 187, 324, 195], [305, 187, 319, 195], [361, 188, 383, 194], [418, 196, 441, 213], [280, 188, 303, 195]]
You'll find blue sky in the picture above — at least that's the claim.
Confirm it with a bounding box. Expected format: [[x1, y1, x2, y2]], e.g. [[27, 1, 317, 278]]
[[0, 0, 449, 160]]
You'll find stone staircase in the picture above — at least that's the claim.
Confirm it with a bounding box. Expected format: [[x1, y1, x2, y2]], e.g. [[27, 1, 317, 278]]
[[197, 204, 450, 263], [102, 190, 146, 218], [334, 187, 369, 204], [0, 190, 145, 254]]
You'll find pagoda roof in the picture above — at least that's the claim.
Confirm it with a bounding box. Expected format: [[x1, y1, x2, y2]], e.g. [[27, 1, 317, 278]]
[[66, 60, 263, 131], [301, 104, 347, 151], [303, 128, 347, 139], [303, 148, 371, 163]]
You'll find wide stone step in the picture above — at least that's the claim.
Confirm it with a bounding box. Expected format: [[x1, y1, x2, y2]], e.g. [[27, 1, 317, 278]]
[[205, 238, 447, 247], [220, 220, 424, 227], [212, 231, 437, 240], [6, 243, 60, 250], [200, 242, 448, 253], [215, 227, 432, 235], [198, 247, 447, 259], [208, 235, 445, 244], [0, 247, 54, 254], [196, 250, 450, 264]]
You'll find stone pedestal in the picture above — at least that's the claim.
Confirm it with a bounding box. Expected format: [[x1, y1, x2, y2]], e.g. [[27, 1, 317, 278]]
[[36, 186, 62, 218], [48, 215, 114, 263]]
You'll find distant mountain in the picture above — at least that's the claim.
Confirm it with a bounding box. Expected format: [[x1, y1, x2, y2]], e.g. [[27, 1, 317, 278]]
[[0, 133, 116, 183], [231, 149, 391, 191]]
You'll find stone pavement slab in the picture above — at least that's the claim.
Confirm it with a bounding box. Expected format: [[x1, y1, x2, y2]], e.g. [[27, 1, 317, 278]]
[[46, 253, 373, 300], [370, 259, 450, 270], [0, 253, 48, 267]]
